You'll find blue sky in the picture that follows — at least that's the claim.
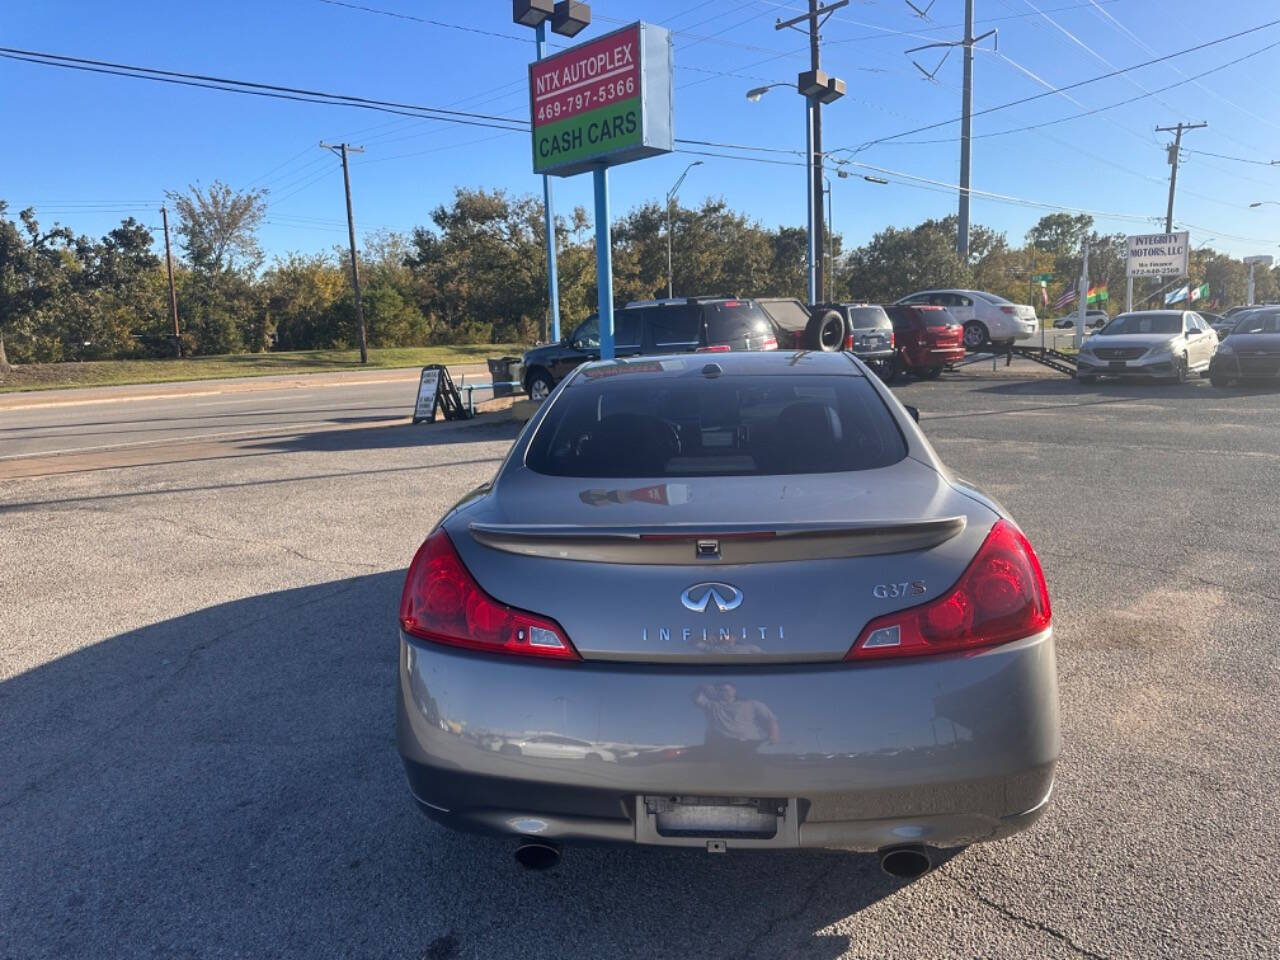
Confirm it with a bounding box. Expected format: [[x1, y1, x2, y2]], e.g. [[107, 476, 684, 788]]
[[3, 0, 1279, 263]]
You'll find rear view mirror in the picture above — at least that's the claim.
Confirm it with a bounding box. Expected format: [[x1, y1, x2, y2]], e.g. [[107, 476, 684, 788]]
[[904, 404, 920, 423]]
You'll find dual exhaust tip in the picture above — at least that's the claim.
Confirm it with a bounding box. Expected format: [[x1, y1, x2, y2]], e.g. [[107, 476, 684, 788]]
[[514, 838, 933, 878]]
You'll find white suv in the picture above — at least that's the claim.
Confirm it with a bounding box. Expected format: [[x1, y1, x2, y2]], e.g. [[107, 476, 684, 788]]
[[896, 289, 1038, 349]]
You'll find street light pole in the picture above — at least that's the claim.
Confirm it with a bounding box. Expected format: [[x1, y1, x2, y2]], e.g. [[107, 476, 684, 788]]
[[665, 160, 702, 299], [536, 21, 561, 342]]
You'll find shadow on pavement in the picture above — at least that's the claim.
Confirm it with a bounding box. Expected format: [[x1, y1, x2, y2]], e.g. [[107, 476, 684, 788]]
[[247, 417, 523, 456], [1, 573, 921, 959]]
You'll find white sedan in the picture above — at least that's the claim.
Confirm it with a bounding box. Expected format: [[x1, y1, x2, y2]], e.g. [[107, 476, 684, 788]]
[[896, 289, 1038, 349]]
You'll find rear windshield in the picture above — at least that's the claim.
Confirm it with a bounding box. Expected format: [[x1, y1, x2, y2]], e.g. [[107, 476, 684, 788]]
[[526, 372, 907, 478], [890, 305, 955, 328], [702, 301, 774, 345], [847, 306, 892, 329]]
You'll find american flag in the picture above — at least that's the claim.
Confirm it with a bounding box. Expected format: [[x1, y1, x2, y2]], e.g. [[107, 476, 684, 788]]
[[1052, 287, 1077, 311]]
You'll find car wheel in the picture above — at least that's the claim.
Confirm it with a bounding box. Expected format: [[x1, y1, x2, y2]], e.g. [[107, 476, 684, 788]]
[[962, 321, 989, 350], [1172, 353, 1188, 384], [1076, 374, 1097, 385], [584, 752, 602, 762], [1209, 372, 1231, 388], [878, 357, 900, 383], [499, 743, 522, 756], [917, 365, 943, 380], [526, 369, 555, 401]]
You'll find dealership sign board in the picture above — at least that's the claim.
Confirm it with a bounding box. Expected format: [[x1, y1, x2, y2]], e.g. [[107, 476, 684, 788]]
[[1126, 231, 1190, 278], [530, 22, 673, 177]]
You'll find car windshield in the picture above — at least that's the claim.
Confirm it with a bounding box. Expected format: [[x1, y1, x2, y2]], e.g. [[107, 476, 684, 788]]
[[1233, 310, 1280, 334], [1098, 313, 1181, 335], [572, 315, 599, 348], [526, 372, 907, 477]]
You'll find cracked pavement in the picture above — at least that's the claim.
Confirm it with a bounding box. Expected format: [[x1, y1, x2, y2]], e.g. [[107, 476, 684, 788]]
[[2, 371, 1278, 959]]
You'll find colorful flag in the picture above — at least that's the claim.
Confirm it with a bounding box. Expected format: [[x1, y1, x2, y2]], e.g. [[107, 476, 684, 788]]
[[1053, 287, 1077, 310], [1189, 282, 1209, 302], [1164, 284, 1190, 306], [1086, 285, 1109, 304], [1041, 285, 1049, 307]]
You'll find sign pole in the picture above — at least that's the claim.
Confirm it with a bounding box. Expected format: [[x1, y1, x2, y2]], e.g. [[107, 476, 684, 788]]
[[594, 165, 615, 361], [535, 21, 561, 343], [1075, 241, 1089, 350], [805, 100, 817, 305], [1126, 276, 1133, 313], [1248, 263, 1256, 306]]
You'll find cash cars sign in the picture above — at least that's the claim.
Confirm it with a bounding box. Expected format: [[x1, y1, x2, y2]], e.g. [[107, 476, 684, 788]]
[[530, 22, 673, 177], [1126, 231, 1190, 278]]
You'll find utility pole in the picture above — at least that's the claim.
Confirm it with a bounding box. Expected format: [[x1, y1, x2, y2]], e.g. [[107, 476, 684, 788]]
[[160, 205, 181, 357], [776, 0, 848, 305], [958, 0, 975, 261], [320, 142, 368, 364], [1155, 122, 1207, 233], [905, 5, 996, 261]]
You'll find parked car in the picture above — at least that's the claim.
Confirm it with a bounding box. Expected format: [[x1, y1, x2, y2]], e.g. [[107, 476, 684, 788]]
[[1052, 310, 1109, 329], [754, 298, 847, 352], [1075, 310, 1217, 383], [397, 350, 1058, 865], [754, 300, 897, 376], [520, 297, 778, 400], [1209, 313, 1241, 340], [883, 304, 965, 379], [895, 289, 1037, 349], [497, 734, 616, 763], [1209, 306, 1280, 387]]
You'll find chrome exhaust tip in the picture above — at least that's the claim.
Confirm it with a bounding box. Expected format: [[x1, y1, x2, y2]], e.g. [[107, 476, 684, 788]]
[[514, 838, 562, 871], [879, 844, 932, 879]]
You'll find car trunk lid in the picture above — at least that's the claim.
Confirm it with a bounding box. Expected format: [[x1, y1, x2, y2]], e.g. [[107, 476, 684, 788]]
[[450, 460, 994, 663]]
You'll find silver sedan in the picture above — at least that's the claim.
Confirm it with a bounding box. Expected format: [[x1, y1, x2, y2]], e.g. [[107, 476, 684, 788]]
[[397, 351, 1059, 875]]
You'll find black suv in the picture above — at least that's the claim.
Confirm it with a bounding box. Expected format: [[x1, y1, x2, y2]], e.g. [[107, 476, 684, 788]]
[[521, 297, 777, 399]]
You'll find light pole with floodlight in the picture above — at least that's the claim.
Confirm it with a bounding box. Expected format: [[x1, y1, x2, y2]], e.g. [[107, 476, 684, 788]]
[[513, 1, 592, 342], [665, 161, 702, 299]]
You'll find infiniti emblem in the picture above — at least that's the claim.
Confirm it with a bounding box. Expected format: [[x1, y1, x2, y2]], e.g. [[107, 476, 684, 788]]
[[680, 582, 743, 614]]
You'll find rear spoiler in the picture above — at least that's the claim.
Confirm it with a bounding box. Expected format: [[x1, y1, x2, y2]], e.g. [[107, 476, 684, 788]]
[[468, 517, 966, 565]]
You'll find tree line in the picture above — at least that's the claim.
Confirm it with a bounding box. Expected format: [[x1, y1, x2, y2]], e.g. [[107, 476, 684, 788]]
[[2, 183, 1275, 370]]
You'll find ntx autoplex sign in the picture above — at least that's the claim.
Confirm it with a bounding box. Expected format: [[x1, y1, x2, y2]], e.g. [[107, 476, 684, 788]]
[[530, 22, 673, 177]]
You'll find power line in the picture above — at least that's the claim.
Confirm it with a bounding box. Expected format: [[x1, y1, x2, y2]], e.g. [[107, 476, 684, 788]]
[[830, 16, 1280, 154], [1183, 148, 1279, 168], [874, 35, 1280, 147]]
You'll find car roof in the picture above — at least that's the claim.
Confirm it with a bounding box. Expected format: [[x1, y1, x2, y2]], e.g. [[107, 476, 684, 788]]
[[571, 350, 861, 383]]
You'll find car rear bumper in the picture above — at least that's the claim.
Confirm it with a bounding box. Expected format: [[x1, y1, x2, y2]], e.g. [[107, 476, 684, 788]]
[[901, 347, 966, 368], [397, 629, 1060, 851]]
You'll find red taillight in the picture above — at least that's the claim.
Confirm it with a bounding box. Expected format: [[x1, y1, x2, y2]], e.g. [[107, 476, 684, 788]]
[[760, 335, 778, 351], [846, 520, 1050, 661], [1000, 306, 1017, 314], [399, 529, 579, 660], [696, 343, 731, 353], [844, 334, 855, 350], [888, 331, 895, 347]]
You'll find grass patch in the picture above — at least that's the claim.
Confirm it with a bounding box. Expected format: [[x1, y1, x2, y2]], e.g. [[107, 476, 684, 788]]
[[0, 345, 523, 393]]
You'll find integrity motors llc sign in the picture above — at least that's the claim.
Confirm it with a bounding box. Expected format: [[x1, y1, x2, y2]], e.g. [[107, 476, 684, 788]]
[[1126, 231, 1190, 278], [530, 22, 673, 177]]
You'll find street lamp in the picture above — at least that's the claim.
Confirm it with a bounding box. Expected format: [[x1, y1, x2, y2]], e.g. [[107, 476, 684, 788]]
[[1249, 201, 1279, 208], [513, 1, 593, 343], [747, 70, 844, 305], [665, 160, 703, 299]]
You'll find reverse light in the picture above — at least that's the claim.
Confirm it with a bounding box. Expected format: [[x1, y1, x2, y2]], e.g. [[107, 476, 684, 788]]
[[847, 520, 1051, 660], [400, 529, 579, 660]]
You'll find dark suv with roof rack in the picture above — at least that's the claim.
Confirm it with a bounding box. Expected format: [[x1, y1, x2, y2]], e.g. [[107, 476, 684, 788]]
[[520, 297, 778, 400]]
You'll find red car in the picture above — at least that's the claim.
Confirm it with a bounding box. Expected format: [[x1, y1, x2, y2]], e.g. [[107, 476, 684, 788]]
[[883, 304, 966, 380]]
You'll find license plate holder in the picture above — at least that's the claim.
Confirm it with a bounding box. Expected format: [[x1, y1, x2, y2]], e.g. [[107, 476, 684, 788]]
[[635, 795, 800, 848]]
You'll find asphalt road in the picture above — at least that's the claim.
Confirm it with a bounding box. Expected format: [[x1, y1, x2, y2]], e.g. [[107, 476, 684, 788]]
[[2, 368, 1278, 959]]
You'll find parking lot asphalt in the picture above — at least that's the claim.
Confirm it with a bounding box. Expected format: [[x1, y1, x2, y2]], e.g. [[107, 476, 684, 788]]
[[2, 370, 1278, 959]]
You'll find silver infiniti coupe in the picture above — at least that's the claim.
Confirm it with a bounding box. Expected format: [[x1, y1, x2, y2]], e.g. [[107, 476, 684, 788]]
[[397, 351, 1059, 874]]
